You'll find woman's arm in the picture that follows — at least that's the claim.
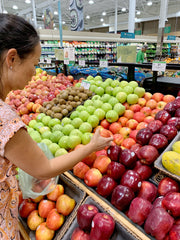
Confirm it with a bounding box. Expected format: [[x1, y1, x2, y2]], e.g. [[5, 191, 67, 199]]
[[5, 128, 113, 179]]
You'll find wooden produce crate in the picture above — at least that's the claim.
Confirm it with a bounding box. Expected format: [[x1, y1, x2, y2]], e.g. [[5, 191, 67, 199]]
[[61, 196, 139, 240], [19, 174, 86, 240]]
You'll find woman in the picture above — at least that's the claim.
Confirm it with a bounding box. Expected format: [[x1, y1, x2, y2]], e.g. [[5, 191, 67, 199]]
[[0, 14, 113, 239]]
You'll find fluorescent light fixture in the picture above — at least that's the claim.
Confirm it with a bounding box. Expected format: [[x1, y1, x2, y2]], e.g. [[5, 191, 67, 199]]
[[137, 11, 141, 15], [86, 15, 90, 19], [102, 23, 107, 26], [54, 11, 58, 15], [3, 9, 8, 13], [62, 21, 66, 24], [12, 5, 18, 10], [100, 18, 104, 22], [42, 14, 44, 19], [122, 7, 126, 12], [102, 11, 106, 16], [25, 0, 31, 3], [147, 1, 152, 6], [89, 0, 94, 4]]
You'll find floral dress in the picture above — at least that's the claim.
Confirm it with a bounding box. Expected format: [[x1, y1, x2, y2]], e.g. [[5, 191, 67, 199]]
[[0, 99, 25, 240]]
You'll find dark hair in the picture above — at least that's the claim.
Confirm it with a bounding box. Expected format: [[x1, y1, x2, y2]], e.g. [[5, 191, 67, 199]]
[[0, 13, 40, 59]]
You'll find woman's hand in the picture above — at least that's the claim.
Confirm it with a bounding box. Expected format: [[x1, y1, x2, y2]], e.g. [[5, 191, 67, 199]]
[[88, 128, 113, 152]]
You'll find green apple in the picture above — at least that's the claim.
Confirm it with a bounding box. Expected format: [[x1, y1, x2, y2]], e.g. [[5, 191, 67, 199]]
[[48, 118, 61, 129], [48, 143, 60, 155], [95, 81, 103, 87], [101, 103, 112, 113], [86, 75, 94, 81], [52, 124, 63, 132], [113, 103, 125, 116], [42, 116, 52, 126], [68, 135, 81, 149], [134, 87, 145, 98], [105, 86, 113, 95], [122, 86, 134, 95], [70, 111, 79, 120], [100, 82, 109, 90], [86, 106, 96, 115], [41, 139, 52, 146], [70, 129, 83, 139], [34, 122, 44, 132], [90, 80, 96, 85], [116, 92, 127, 103], [95, 87, 104, 96], [71, 118, 83, 128], [84, 99, 93, 107], [108, 97, 119, 107], [39, 126, 50, 135], [27, 127, 34, 134], [75, 82, 81, 87], [30, 131, 42, 143], [94, 108, 105, 121], [41, 131, 52, 139], [112, 87, 123, 97], [58, 136, 69, 149], [111, 80, 121, 88], [119, 80, 128, 88], [79, 111, 90, 122], [106, 110, 119, 123], [92, 95, 101, 101], [87, 115, 99, 128], [101, 94, 111, 103], [93, 100, 103, 108], [79, 122, 92, 133], [49, 131, 64, 143], [82, 132, 93, 145], [61, 117, 71, 126], [36, 113, 46, 122], [90, 84, 96, 93], [28, 120, 37, 128], [105, 78, 113, 85], [62, 124, 75, 135], [127, 94, 139, 104], [128, 81, 138, 89], [94, 75, 102, 81], [55, 148, 68, 157], [76, 105, 86, 112]]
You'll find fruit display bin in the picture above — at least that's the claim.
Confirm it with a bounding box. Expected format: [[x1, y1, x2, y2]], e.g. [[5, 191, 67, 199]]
[[64, 171, 155, 240], [61, 196, 138, 240], [18, 174, 86, 240], [154, 131, 180, 182]]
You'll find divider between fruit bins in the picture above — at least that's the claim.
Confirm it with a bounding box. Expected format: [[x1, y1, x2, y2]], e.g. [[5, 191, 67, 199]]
[[18, 174, 86, 240], [154, 131, 180, 182], [64, 171, 154, 240], [61, 196, 139, 240]]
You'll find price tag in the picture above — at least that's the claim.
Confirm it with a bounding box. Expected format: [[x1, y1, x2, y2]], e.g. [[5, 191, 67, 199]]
[[81, 80, 91, 90], [79, 59, 85, 67], [40, 59, 44, 63], [99, 59, 108, 68], [152, 61, 166, 72], [46, 58, 51, 64], [64, 59, 69, 65]]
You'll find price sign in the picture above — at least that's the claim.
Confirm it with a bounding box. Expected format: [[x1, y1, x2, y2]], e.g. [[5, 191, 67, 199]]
[[64, 59, 69, 65], [152, 61, 166, 72], [99, 59, 108, 68], [81, 80, 91, 90], [46, 58, 51, 64], [79, 59, 85, 67]]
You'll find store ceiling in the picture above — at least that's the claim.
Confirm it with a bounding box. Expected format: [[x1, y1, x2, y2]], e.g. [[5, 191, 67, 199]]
[[2, 0, 180, 30]]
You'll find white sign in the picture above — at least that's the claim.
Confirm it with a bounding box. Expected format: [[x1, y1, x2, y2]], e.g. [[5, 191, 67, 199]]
[[64, 47, 75, 62], [79, 59, 85, 67], [46, 58, 51, 64], [99, 59, 108, 68], [152, 61, 166, 72], [64, 59, 69, 65], [81, 80, 91, 90]]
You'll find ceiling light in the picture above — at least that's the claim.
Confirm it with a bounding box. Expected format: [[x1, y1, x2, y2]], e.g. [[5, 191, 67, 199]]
[[62, 21, 66, 24], [102, 11, 106, 16], [100, 18, 104, 22], [54, 27, 57, 30], [88, 0, 94, 5], [54, 11, 58, 15], [147, 1, 152, 6], [102, 23, 107, 26], [86, 15, 90, 19], [25, 0, 31, 3], [42, 14, 44, 19], [122, 7, 126, 12], [39, 26, 42, 29], [12, 5, 18, 10], [137, 11, 141, 15], [3, 9, 8, 14]]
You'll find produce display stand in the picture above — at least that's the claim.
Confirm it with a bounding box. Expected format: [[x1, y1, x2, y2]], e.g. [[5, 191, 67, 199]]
[[64, 171, 153, 240]]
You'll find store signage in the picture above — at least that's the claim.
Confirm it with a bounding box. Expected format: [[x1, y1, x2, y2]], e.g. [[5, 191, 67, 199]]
[[64, 47, 75, 65], [99, 59, 108, 68], [121, 32, 135, 39], [81, 80, 91, 89], [46, 58, 51, 64], [152, 61, 166, 72], [70, 0, 84, 31], [55, 49, 64, 61], [79, 59, 85, 67], [167, 35, 176, 41], [64, 60, 69, 65]]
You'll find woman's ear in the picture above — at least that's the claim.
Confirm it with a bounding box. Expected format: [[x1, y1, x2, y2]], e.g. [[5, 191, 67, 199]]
[[5, 48, 18, 70]]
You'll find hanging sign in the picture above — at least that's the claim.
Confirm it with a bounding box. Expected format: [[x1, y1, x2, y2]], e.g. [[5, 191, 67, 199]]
[[64, 48, 75, 64], [70, 0, 84, 31], [152, 61, 166, 72], [167, 35, 176, 41], [43, 6, 54, 29], [121, 32, 135, 39]]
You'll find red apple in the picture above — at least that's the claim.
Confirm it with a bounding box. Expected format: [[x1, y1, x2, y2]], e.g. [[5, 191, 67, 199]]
[[144, 92, 152, 101], [151, 108, 160, 118], [123, 102, 130, 110], [96, 149, 107, 157], [137, 145, 159, 165], [71, 227, 90, 240], [175, 108, 180, 117], [56, 194, 75, 216], [84, 168, 102, 187], [169, 224, 180, 240], [127, 197, 152, 226], [19, 199, 37, 218], [129, 104, 141, 112], [93, 156, 111, 174], [134, 164, 152, 180], [158, 177, 180, 196], [130, 143, 142, 156], [100, 119, 110, 129], [82, 152, 97, 166], [121, 138, 136, 149], [111, 185, 135, 211], [152, 92, 164, 102], [107, 145, 122, 162], [133, 112, 145, 123], [146, 99, 157, 109], [119, 149, 137, 168], [144, 116, 154, 124], [140, 107, 152, 117], [160, 124, 177, 141], [126, 119, 138, 129], [119, 127, 131, 139], [147, 119, 163, 133], [120, 170, 141, 192], [73, 162, 90, 179], [163, 94, 176, 103], [149, 134, 168, 150], [162, 192, 180, 217], [35, 222, 54, 240], [118, 116, 128, 127], [46, 208, 64, 231], [138, 98, 147, 107], [96, 176, 117, 198], [167, 117, 180, 130], [100, 129, 113, 138], [152, 196, 164, 209], [136, 122, 148, 130], [129, 129, 139, 141], [136, 127, 153, 145], [109, 122, 121, 134], [107, 162, 126, 180], [113, 134, 124, 145], [27, 210, 44, 230], [124, 109, 134, 119], [164, 101, 176, 115], [138, 181, 157, 202], [155, 110, 171, 125], [77, 204, 99, 231], [38, 199, 55, 218], [90, 213, 115, 240], [46, 184, 64, 201]]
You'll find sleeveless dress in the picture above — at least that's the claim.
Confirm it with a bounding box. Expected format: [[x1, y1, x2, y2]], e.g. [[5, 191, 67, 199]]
[[0, 99, 25, 240]]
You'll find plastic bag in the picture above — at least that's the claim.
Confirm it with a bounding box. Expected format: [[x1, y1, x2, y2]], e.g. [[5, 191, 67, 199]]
[[18, 142, 59, 199]]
